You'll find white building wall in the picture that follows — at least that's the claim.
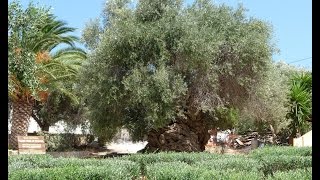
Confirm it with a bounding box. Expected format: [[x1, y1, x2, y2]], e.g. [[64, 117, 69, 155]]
[[293, 130, 312, 147], [8, 117, 89, 134]]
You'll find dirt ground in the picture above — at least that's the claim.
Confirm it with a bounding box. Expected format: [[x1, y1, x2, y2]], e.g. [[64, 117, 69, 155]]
[[10, 142, 252, 158], [47, 141, 148, 158]]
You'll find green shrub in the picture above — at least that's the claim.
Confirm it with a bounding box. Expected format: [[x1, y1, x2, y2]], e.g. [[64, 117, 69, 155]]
[[40, 133, 94, 151], [9, 160, 140, 180], [198, 169, 261, 180], [8, 155, 54, 172], [8, 146, 312, 180], [146, 162, 262, 180], [266, 168, 312, 180], [8, 154, 53, 165], [146, 162, 202, 180], [257, 155, 311, 177], [249, 146, 312, 157], [9, 155, 140, 177], [262, 155, 311, 169], [120, 152, 239, 165], [8, 161, 36, 173], [193, 157, 260, 172]]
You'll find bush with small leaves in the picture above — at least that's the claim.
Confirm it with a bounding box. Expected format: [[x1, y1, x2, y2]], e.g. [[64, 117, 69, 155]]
[[9, 155, 140, 179], [10, 165, 139, 180], [249, 146, 312, 157], [266, 167, 312, 180], [257, 155, 311, 173], [146, 161, 202, 180], [194, 157, 260, 172], [119, 151, 240, 165], [8, 146, 312, 179]]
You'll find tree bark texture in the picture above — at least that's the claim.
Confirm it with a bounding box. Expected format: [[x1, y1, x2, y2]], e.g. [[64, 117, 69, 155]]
[[142, 112, 210, 152], [9, 100, 34, 149]]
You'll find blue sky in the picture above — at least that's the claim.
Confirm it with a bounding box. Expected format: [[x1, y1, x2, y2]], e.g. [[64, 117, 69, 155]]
[[12, 0, 312, 70]]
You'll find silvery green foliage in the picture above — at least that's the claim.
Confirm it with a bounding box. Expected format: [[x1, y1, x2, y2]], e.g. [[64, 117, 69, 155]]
[[79, 0, 275, 140], [237, 62, 311, 134], [9, 147, 312, 179], [237, 62, 290, 133], [81, 18, 102, 50], [249, 145, 312, 157]]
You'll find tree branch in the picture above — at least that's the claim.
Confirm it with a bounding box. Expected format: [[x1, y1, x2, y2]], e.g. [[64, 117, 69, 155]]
[[31, 110, 43, 128]]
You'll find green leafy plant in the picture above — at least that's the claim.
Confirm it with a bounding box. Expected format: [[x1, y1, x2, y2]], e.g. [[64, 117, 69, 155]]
[[9, 146, 312, 180], [287, 72, 312, 137]]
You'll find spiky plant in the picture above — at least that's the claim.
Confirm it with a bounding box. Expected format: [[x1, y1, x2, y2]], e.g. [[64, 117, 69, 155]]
[[287, 72, 312, 138]]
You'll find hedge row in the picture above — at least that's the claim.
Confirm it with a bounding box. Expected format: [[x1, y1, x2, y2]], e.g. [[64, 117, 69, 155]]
[[146, 163, 311, 180], [119, 151, 244, 164], [9, 155, 137, 173], [9, 146, 312, 179], [9, 165, 140, 180], [258, 155, 312, 172], [146, 162, 262, 180], [10, 161, 310, 180], [249, 145, 312, 157], [267, 167, 312, 180]]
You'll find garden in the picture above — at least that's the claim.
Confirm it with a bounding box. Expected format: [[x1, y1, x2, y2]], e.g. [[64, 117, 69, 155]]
[[8, 0, 312, 179], [9, 146, 312, 179]]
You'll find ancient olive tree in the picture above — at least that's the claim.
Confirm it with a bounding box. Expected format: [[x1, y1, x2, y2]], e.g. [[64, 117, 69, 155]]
[[79, 0, 276, 152]]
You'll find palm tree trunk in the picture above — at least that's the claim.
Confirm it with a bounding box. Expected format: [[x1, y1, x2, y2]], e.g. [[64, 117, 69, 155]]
[[9, 100, 34, 150]]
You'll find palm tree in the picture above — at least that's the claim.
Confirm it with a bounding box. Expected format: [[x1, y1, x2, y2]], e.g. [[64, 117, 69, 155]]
[[31, 47, 87, 131], [8, 1, 86, 149]]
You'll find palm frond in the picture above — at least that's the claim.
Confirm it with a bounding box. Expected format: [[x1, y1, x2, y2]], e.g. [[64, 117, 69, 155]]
[[51, 47, 87, 60]]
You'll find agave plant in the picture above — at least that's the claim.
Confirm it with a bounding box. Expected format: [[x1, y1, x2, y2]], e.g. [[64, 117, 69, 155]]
[[8, 1, 86, 149], [287, 72, 312, 138]]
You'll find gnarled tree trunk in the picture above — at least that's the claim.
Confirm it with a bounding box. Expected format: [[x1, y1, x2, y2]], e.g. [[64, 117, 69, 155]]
[[9, 100, 34, 149], [141, 111, 210, 152]]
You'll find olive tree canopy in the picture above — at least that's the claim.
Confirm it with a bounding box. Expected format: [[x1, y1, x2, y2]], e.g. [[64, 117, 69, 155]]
[[79, 0, 276, 151]]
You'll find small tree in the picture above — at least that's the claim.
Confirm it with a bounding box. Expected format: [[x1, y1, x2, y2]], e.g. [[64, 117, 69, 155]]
[[236, 62, 292, 135]]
